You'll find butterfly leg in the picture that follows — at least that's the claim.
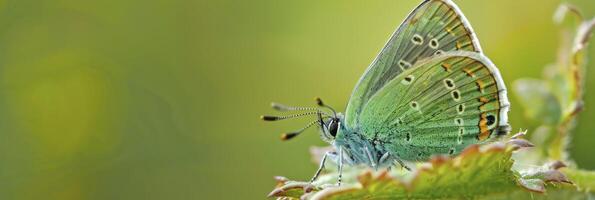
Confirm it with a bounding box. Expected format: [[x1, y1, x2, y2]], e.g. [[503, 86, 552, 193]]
[[309, 152, 330, 183], [378, 152, 390, 169], [337, 147, 344, 186], [393, 158, 411, 171], [309, 149, 344, 186], [363, 146, 377, 170]]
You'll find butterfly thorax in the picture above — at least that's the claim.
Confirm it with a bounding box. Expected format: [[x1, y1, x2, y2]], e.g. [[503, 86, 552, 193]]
[[334, 120, 394, 169]]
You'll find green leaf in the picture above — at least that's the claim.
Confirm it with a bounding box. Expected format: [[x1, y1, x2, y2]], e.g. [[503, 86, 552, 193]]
[[269, 137, 584, 200]]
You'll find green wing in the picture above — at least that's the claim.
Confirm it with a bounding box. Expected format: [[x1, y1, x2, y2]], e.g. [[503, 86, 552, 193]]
[[345, 0, 482, 127], [358, 52, 510, 161]]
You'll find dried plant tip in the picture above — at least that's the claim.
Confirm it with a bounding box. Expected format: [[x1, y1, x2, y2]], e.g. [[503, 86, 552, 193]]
[[521, 168, 573, 185], [574, 18, 595, 54], [507, 139, 535, 150], [303, 185, 315, 193], [268, 182, 315, 198], [274, 176, 290, 183], [547, 161, 568, 170], [541, 170, 573, 184], [554, 3, 583, 24], [510, 129, 528, 139]]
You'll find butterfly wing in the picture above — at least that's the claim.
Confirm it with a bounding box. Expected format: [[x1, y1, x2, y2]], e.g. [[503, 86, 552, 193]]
[[345, 0, 482, 127], [358, 52, 510, 161]]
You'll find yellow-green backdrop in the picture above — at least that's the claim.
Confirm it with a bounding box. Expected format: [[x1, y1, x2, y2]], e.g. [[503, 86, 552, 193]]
[[0, 0, 593, 199]]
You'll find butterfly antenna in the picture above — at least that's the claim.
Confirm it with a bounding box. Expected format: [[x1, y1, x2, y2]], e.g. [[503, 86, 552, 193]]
[[317, 110, 326, 129], [261, 100, 334, 140], [261, 111, 326, 122], [271, 102, 316, 111], [280, 119, 324, 141], [271, 102, 332, 116], [315, 97, 337, 118]]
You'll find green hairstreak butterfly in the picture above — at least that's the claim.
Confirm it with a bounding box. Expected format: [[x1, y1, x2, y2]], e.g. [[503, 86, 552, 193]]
[[262, 0, 510, 185]]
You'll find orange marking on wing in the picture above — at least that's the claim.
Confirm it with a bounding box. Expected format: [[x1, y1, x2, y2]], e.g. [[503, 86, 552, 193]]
[[411, 17, 419, 25], [446, 27, 454, 36], [462, 68, 475, 77], [476, 80, 485, 93], [441, 63, 452, 72], [478, 96, 490, 111], [478, 113, 490, 141], [456, 41, 462, 50]]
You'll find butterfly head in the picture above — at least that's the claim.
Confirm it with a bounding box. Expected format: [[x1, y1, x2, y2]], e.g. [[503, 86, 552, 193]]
[[318, 111, 344, 143], [261, 97, 342, 143]]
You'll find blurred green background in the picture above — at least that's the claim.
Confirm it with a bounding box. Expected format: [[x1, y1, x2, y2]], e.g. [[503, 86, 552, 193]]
[[0, 0, 593, 199]]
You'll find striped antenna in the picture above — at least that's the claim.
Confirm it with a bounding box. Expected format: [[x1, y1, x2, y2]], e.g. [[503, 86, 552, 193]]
[[261, 111, 321, 122], [280, 119, 323, 141], [315, 97, 337, 117], [261, 98, 338, 141], [271, 102, 332, 116], [271, 102, 317, 111]]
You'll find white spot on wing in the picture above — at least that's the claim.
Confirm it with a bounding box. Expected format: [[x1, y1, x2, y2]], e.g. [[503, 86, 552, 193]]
[[454, 118, 464, 126], [401, 75, 415, 85], [429, 38, 439, 49], [399, 60, 412, 71], [410, 101, 419, 109], [412, 34, 423, 45], [451, 90, 461, 102], [457, 127, 464, 144], [457, 104, 465, 115], [443, 78, 455, 90]]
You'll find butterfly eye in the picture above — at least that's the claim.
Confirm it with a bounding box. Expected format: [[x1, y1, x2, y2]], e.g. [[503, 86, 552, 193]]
[[328, 119, 339, 138]]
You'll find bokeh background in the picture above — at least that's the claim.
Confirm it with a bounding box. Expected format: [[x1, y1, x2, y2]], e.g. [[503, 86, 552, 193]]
[[0, 0, 593, 199]]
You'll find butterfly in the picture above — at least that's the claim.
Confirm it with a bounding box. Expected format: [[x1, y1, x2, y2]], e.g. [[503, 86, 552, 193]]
[[262, 0, 510, 185]]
